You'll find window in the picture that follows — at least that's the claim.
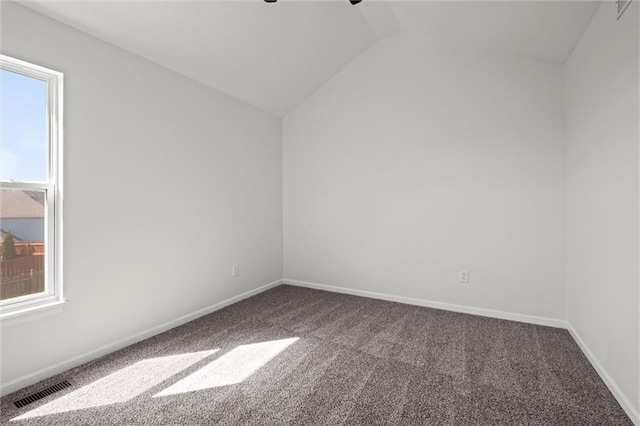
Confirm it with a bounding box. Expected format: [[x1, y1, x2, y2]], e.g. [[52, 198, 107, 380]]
[[1, 55, 64, 317]]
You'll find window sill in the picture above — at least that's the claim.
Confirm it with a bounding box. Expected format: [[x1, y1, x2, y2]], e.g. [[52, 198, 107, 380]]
[[0, 300, 67, 326]]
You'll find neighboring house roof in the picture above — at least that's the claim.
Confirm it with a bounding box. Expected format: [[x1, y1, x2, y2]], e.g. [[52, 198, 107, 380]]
[[0, 190, 45, 219]]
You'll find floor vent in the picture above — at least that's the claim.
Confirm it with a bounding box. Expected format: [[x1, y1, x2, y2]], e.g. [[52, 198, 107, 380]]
[[13, 380, 73, 409]]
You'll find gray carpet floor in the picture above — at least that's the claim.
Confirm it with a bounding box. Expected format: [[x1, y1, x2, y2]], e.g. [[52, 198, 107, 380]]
[[1, 285, 633, 425]]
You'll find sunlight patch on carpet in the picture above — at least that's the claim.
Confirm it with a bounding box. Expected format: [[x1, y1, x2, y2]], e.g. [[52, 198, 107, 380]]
[[154, 337, 299, 396], [12, 350, 219, 421]]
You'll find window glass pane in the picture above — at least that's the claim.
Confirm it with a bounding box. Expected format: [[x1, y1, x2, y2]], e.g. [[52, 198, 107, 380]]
[[1, 69, 48, 182], [0, 189, 46, 300]]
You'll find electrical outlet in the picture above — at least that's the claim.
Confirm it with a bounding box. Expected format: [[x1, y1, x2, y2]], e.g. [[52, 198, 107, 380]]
[[459, 270, 469, 283], [232, 265, 240, 277]]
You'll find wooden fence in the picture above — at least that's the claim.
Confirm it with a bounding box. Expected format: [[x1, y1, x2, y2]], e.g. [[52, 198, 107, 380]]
[[0, 255, 45, 300], [1, 255, 44, 277], [15, 243, 45, 256]]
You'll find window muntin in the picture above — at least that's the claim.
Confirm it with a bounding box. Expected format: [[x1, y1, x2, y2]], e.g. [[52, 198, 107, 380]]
[[0, 55, 63, 317]]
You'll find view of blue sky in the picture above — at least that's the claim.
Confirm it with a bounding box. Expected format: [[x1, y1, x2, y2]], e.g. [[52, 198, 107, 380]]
[[1, 69, 47, 182]]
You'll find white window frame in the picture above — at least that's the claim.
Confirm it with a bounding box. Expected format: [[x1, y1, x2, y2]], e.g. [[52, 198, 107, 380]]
[[0, 55, 64, 318]]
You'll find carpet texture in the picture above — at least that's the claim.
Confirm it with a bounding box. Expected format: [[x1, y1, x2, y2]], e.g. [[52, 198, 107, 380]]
[[1, 285, 633, 425]]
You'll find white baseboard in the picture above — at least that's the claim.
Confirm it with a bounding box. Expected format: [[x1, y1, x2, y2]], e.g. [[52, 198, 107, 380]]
[[0, 279, 283, 397], [285, 278, 638, 425], [566, 325, 639, 425], [3, 277, 636, 426], [284, 278, 566, 328]]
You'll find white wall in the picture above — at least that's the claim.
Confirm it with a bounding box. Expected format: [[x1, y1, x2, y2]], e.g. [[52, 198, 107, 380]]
[[1, 2, 282, 393], [284, 33, 566, 320], [564, 1, 639, 418], [3, 1, 636, 419]]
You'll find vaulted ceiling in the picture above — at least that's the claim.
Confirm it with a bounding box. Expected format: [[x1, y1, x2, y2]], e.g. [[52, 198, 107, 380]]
[[20, 1, 601, 116]]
